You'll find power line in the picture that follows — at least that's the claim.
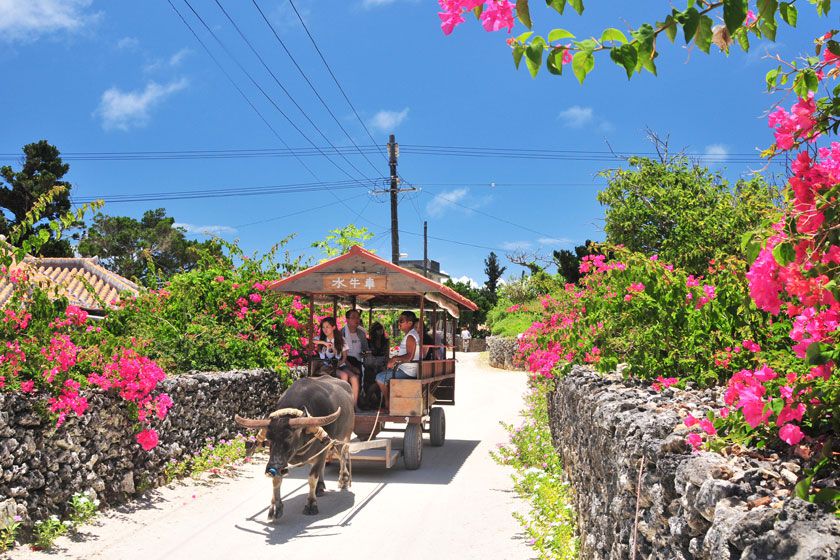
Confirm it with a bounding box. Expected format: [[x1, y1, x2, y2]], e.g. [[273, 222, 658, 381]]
[[210, 0, 376, 183], [286, 0, 389, 163], [398, 229, 505, 253], [173, 0, 380, 229], [73, 179, 378, 204], [235, 193, 369, 228], [250, 0, 383, 176]]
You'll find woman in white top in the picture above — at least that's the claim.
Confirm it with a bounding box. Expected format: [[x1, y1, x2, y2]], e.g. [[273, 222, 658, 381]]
[[375, 310, 421, 410], [313, 317, 361, 410]]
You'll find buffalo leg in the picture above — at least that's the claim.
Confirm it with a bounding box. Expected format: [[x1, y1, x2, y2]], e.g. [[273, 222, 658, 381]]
[[338, 441, 352, 490], [303, 455, 326, 515], [268, 475, 283, 522]]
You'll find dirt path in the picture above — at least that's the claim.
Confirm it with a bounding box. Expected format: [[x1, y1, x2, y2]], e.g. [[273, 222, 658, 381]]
[[7, 353, 534, 560]]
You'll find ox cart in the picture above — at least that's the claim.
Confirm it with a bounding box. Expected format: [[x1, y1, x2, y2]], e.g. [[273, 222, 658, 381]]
[[268, 246, 477, 470]]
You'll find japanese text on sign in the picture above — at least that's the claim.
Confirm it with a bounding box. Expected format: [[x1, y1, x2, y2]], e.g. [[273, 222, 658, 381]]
[[322, 274, 386, 292]]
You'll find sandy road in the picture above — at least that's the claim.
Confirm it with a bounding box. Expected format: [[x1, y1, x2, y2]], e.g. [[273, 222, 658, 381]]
[[7, 353, 534, 560]]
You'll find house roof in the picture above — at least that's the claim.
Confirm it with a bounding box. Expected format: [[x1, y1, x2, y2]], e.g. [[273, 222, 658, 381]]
[[1, 253, 141, 313], [267, 245, 477, 312]]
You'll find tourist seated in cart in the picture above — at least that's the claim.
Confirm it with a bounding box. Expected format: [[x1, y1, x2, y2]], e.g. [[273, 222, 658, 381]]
[[375, 310, 421, 410], [314, 317, 362, 410], [365, 321, 389, 374], [341, 308, 368, 377]]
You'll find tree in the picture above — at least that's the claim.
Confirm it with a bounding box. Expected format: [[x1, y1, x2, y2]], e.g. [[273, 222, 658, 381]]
[[596, 157, 781, 274], [444, 278, 491, 334], [311, 224, 374, 259], [0, 140, 75, 256], [553, 240, 593, 284], [77, 209, 218, 284], [483, 251, 506, 304]]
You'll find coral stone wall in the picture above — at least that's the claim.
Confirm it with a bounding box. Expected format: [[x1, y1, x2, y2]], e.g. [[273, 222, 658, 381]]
[[0, 368, 299, 532], [486, 336, 523, 369], [548, 366, 840, 560]]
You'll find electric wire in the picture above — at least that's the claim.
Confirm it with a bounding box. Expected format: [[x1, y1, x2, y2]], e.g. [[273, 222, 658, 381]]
[[250, 0, 383, 176], [173, 0, 380, 228], [234, 193, 369, 228], [286, 0, 389, 163], [211, 0, 377, 183]]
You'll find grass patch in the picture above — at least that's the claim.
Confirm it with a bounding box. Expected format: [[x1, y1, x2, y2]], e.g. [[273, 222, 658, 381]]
[[492, 382, 578, 559], [164, 434, 252, 483]]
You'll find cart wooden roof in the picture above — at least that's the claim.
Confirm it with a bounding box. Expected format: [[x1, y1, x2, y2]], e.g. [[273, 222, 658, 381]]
[[266, 245, 477, 314]]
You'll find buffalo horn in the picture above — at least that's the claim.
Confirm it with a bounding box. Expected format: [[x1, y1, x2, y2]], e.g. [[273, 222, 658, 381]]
[[288, 407, 341, 428], [269, 408, 305, 419], [234, 414, 270, 429]]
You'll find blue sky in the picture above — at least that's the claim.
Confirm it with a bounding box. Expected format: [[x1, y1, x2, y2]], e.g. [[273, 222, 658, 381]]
[[0, 1, 827, 284]]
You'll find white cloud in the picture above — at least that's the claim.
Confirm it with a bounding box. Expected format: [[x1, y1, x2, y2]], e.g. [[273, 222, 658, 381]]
[[453, 275, 480, 288], [96, 79, 188, 131], [369, 108, 409, 132], [168, 48, 191, 66], [426, 188, 468, 217], [502, 241, 532, 251], [117, 36, 139, 50], [174, 223, 237, 236], [538, 237, 572, 245], [704, 144, 729, 162], [0, 0, 99, 42], [558, 105, 594, 128]]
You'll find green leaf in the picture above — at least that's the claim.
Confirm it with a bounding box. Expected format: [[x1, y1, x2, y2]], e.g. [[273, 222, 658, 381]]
[[600, 28, 628, 44], [694, 15, 713, 53], [816, 0, 831, 16], [805, 341, 828, 366], [772, 241, 795, 265], [525, 36, 546, 78], [794, 475, 812, 500], [567, 0, 584, 15], [575, 38, 598, 53], [765, 66, 780, 90], [723, 0, 748, 33], [759, 18, 777, 41], [473, 4, 483, 18], [828, 40, 840, 57], [793, 69, 819, 97], [736, 28, 750, 51], [756, 0, 778, 21], [812, 487, 840, 504], [546, 0, 566, 15], [517, 31, 534, 42], [676, 7, 700, 44], [779, 2, 797, 26], [610, 44, 638, 79], [516, 0, 532, 29], [546, 49, 564, 75], [571, 51, 594, 84], [547, 28, 575, 42], [37, 228, 50, 244], [512, 44, 525, 69], [662, 15, 677, 43]]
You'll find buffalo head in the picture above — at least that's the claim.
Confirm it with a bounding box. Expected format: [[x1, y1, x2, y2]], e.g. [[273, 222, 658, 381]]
[[235, 407, 341, 476]]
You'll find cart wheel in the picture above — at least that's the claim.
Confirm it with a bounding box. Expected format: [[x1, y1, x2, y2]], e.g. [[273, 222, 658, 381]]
[[429, 407, 445, 447], [403, 423, 423, 470]]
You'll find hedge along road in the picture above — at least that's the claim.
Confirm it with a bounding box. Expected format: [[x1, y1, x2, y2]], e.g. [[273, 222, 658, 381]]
[[8, 353, 534, 560]]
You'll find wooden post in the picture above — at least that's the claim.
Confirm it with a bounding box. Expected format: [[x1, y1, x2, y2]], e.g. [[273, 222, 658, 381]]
[[443, 309, 448, 359], [368, 303, 373, 331], [332, 296, 338, 323], [418, 295, 425, 379], [308, 297, 315, 376]]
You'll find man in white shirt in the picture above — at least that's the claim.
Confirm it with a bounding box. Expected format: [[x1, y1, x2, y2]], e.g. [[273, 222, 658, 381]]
[[342, 309, 369, 376], [461, 326, 471, 352]]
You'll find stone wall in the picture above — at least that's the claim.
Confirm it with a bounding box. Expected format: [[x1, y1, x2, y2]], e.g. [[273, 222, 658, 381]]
[[549, 366, 840, 560], [0, 368, 299, 534], [486, 336, 524, 370]]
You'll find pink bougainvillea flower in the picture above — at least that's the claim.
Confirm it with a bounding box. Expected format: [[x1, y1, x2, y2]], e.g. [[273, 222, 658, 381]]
[[480, 0, 514, 33], [684, 414, 699, 427], [778, 423, 804, 445], [20, 380, 35, 393], [686, 433, 703, 451], [136, 428, 160, 451], [699, 418, 717, 436], [745, 10, 757, 25], [248, 293, 262, 304]]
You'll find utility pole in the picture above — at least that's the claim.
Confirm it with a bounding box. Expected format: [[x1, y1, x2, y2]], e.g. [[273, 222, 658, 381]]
[[423, 221, 429, 278], [388, 134, 400, 264]]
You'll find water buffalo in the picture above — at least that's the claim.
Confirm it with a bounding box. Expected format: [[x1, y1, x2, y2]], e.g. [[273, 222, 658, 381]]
[[235, 376, 354, 521]]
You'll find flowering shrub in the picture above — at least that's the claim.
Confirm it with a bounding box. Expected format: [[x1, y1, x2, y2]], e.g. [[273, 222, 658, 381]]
[[102, 242, 311, 376], [517, 249, 795, 388]]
